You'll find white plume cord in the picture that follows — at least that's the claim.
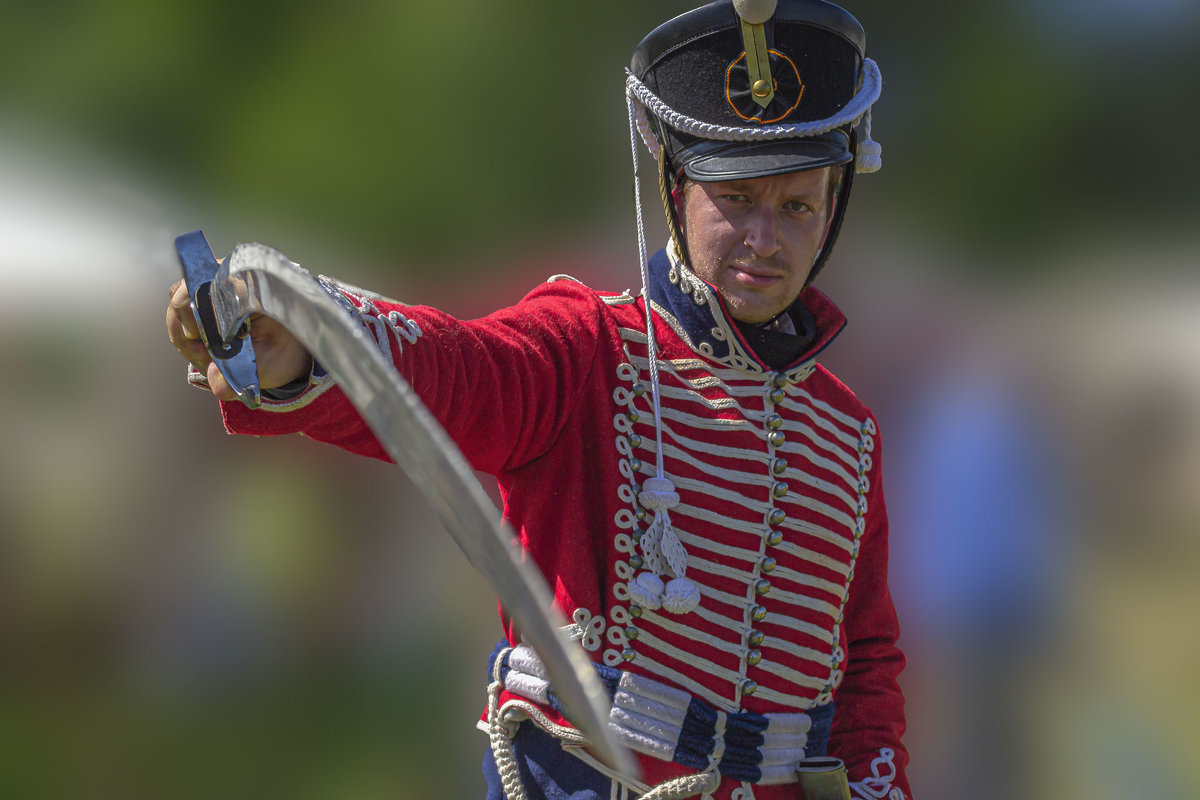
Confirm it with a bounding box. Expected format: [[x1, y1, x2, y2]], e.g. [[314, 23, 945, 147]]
[[624, 94, 700, 616]]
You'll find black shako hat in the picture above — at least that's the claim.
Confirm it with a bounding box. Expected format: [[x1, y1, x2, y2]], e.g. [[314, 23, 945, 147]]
[[629, 0, 879, 182]]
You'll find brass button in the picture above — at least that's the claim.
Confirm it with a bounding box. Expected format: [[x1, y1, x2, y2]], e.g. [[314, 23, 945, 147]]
[[621, 646, 637, 662], [754, 579, 771, 596], [628, 457, 642, 473], [629, 553, 644, 570], [630, 604, 643, 618], [746, 648, 762, 666], [765, 529, 784, 547], [751, 79, 771, 98], [767, 430, 785, 448], [772, 481, 789, 499], [771, 457, 787, 476], [769, 388, 786, 404], [772, 373, 789, 389], [750, 604, 767, 622], [747, 629, 765, 648], [629, 433, 643, 448], [631, 382, 646, 397], [628, 410, 640, 424], [741, 678, 759, 696], [759, 556, 776, 573], [765, 414, 783, 430], [768, 508, 786, 526], [625, 624, 640, 641]]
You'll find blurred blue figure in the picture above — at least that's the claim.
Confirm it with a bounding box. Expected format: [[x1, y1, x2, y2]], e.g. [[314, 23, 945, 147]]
[[889, 347, 1062, 800]]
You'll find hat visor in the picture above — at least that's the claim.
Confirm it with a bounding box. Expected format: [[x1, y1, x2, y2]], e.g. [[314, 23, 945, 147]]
[[681, 136, 852, 182]]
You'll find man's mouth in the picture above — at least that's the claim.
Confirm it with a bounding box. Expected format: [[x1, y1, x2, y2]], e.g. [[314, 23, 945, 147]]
[[728, 262, 784, 287]]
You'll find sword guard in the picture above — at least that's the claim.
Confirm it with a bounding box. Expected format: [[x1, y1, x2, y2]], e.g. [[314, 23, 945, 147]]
[[174, 229, 262, 409]]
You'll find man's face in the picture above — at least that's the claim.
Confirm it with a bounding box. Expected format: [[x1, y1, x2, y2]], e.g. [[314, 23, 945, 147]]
[[680, 167, 833, 325]]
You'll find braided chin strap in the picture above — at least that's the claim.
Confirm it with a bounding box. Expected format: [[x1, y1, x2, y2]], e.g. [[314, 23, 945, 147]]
[[626, 57, 883, 174]]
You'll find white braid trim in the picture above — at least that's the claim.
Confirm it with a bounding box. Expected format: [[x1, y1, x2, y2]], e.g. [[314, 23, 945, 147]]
[[626, 58, 883, 173]]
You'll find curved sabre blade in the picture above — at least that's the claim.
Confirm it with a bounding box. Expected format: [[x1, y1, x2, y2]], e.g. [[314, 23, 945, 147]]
[[175, 232, 637, 780]]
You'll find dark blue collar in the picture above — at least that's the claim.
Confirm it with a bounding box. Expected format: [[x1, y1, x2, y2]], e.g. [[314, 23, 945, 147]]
[[645, 247, 846, 377]]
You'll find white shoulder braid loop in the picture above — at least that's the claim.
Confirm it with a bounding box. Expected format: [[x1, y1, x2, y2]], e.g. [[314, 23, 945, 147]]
[[626, 57, 884, 174]]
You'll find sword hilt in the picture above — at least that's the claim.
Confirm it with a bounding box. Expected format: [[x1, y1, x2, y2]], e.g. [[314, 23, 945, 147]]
[[174, 230, 262, 409]]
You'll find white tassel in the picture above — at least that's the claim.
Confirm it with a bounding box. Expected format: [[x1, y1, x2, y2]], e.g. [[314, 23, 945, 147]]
[[662, 577, 701, 614], [629, 572, 665, 610], [635, 477, 700, 615], [855, 108, 882, 174]]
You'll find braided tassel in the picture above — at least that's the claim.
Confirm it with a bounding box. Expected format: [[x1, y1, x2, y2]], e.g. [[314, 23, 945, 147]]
[[630, 477, 701, 615]]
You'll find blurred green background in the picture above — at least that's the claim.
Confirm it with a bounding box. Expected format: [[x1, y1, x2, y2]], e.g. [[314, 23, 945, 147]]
[[1, 1, 1199, 798]]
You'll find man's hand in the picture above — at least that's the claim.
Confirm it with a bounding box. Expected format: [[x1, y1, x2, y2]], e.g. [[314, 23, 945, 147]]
[[166, 279, 313, 402]]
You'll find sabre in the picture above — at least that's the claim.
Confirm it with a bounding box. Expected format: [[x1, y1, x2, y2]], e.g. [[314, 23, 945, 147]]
[[175, 230, 638, 780]]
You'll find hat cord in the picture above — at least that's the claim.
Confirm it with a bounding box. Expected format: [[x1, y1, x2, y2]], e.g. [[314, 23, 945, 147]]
[[626, 58, 883, 174], [624, 93, 702, 617]]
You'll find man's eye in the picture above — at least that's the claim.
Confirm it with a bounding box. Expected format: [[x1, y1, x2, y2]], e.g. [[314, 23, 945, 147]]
[[722, 194, 749, 203], [784, 201, 812, 213]]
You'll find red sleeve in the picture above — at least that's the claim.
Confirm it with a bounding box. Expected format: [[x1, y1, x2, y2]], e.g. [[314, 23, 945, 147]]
[[218, 278, 607, 476], [829, 415, 913, 799]]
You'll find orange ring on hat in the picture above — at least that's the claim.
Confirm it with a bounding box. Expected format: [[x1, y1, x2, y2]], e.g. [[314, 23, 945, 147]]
[[725, 49, 804, 125]]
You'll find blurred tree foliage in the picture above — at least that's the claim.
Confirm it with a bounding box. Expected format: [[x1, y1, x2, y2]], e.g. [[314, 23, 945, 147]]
[[1, 0, 1196, 272]]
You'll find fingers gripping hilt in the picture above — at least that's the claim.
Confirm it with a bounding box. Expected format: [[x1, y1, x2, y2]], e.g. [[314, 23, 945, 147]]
[[174, 230, 262, 409]]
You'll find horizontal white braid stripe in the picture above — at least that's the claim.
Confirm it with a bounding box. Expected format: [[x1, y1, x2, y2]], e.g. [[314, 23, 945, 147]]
[[658, 404, 758, 432], [632, 627, 746, 685], [777, 394, 862, 449], [640, 610, 746, 659], [678, 551, 845, 604], [762, 585, 841, 619], [674, 508, 763, 538], [653, 470, 770, 517], [753, 658, 828, 691], [644, 605, 834, 683], [644, 598, 752, 639], [778, 415, 861, 472], [768, 561, 848, 599], [653, 467, 856, 532], [685, 553, 767, 585], [695, 581, 774, 613], [676, 528, 772, 561], [764, 610, 836, 645], [620, 336, 773, 386], [750, 685, 815, 710], [780, 515, 856, 555], [782, 384, 866, 434], [635, 428, 859, 511], [641, 583, 839, 648], [656, 382, 747, 412], [776, 440, 859, 494], [631, 652, 739, 712], [762, 637, 832, 669], [772, 541, 853, 577], [638, 416, 781, 469]]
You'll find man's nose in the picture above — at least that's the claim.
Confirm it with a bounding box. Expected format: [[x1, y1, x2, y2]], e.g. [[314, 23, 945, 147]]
[[742, 209, 781, 257]]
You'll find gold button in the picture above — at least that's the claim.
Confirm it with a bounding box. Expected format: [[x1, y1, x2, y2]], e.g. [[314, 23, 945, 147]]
[[752, 79, 772, 98]]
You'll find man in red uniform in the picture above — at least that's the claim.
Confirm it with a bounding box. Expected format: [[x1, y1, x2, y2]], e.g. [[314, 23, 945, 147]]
[[167, 2, 908, 798]]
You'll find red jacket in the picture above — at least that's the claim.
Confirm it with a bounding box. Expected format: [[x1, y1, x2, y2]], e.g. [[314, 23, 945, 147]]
[[217, 250, 910, 799]]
